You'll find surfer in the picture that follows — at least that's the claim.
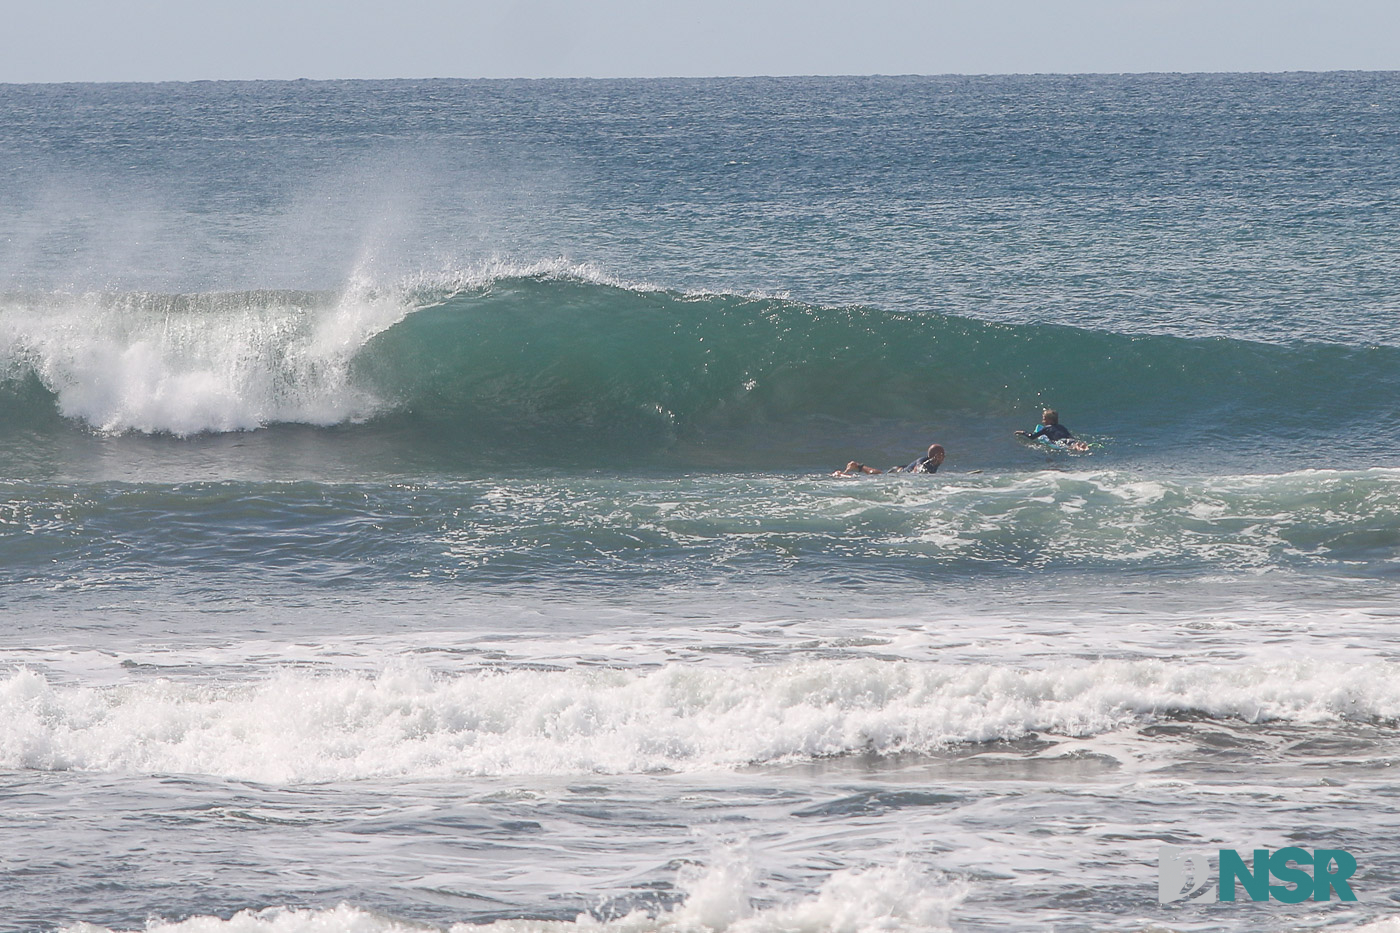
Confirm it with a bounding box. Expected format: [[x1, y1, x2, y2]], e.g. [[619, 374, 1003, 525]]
[[831, 461, 883, 477], [1015, 409, 1088, 451], [888, 444, 945, 474], [1016, 409, 1073, 443]]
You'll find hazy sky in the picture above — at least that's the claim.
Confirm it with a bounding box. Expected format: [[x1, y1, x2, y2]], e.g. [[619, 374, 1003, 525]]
[[3, 0, 1399, 83]]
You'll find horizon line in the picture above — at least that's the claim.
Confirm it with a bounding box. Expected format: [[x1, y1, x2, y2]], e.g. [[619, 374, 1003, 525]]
[[3, 68, 1398, 88]]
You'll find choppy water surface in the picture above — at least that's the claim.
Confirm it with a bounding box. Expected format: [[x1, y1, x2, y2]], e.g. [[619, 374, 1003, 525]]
[[3, 74, 1400, 933]]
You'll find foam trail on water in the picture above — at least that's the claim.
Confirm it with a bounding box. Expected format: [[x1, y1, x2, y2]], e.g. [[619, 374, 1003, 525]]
[[4, 658, 1399, 783], [55, 855, 964, 933]]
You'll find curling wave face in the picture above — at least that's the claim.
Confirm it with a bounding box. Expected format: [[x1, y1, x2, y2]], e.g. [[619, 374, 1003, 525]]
[[1, 271, 1397, 472]]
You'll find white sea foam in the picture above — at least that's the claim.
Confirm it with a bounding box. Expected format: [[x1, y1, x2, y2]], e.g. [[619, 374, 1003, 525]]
[[3, 657, 1398, 784], [57, 855, 962, 933], [407, 255, 782, 302], [421, 257, 657, 296], [0, 261, 676, 437], [0, 283, 410, 435]]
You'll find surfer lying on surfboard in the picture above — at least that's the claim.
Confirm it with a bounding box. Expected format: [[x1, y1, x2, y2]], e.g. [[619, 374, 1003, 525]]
[[1014, 409, 1089, 452], [888, 443, 945, 473], [832, 443, 945, 477]]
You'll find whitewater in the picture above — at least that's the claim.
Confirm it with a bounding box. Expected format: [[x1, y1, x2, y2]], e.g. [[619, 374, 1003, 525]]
[[3, 73, 1400, 933]]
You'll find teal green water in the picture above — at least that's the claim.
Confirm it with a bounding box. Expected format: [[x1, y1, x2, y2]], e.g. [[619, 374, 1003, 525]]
[[4, 277, 1398, 477]]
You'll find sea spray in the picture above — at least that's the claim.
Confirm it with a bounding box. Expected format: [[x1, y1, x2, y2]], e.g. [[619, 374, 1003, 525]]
[[0, 285, 410, 434]]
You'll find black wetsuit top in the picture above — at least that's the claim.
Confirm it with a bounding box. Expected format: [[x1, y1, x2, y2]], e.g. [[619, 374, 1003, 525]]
[[899, 456, 940, 474], [1029, 423, 1073, 442]]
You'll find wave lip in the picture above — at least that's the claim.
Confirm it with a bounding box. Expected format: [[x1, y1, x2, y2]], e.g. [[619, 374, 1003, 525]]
[[3, 658, 1396, 784]]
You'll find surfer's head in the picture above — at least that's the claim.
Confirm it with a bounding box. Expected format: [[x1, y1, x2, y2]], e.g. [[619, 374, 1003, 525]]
[[926, 444, 945, 467], [1041, 409, 1059, 425]]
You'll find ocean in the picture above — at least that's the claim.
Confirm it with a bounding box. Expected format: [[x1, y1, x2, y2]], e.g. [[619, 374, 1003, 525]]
[[2, 72, 1399, 932]]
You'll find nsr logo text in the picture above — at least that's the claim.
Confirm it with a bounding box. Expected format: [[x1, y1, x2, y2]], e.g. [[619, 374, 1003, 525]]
[[1158, 846, 1357, 904]]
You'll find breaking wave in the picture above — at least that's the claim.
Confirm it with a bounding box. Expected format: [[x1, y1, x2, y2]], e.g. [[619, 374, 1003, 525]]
[[4, 658, 1398, 783], [2, 269, 1396, 467]]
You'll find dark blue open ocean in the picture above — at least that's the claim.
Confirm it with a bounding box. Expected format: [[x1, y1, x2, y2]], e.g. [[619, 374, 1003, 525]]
[[3, 73, 1400, 932]]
